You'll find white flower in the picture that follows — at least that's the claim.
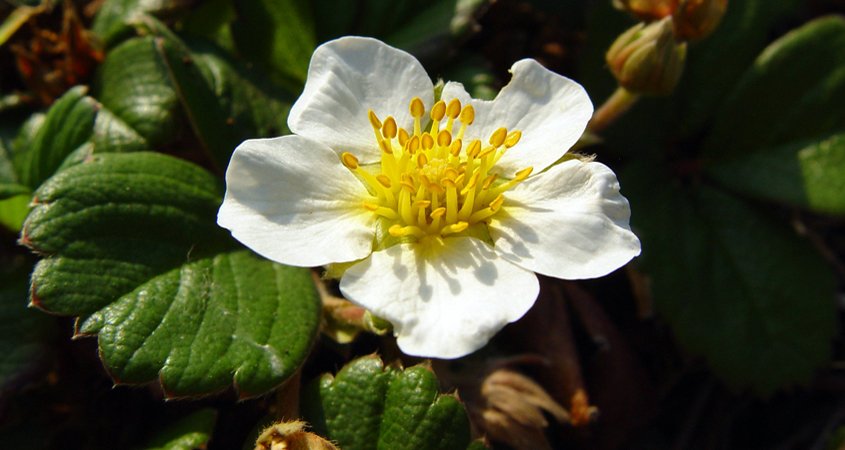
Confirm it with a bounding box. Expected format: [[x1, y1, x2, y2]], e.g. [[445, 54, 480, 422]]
[[218, 37, 641, 359]]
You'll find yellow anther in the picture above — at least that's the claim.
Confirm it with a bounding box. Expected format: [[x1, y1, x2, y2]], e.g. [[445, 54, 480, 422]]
[[449, 139, 462, 157], [505, 130, 522, 148], [382, 116, 397, 139], [455, 173, 466, 186], [441, 221, 469, 235], [446, 99, 461, 118], [478, 146, 496, 159], [459, 104, 475, 125], [398, 128, 410, 147], [482, 174, 498, 190], [341, 152, 359, 169], [408, 135, 420, 153], [379, 139, 393, 155], [437, 130, 452, 147], [489, 127, 507, 147], [363, 202, 379, 211], [430, 207, 446, 218], [417, 153, 428, 168], [413, 200, 431, 209], [368, 110, 382, 130], [467, 140, 482, 159], [400, 181, 416, 192], [410, 97, 425, 118], [431, 100, 446, 121], [376, 174, 392, 188], [442, 178, 457, 189], [514, 166, 533, 181], [428, 183, 444, 194], [444, 168, 459, 180], [389, 224, 425, 238], [490, 193, 505, 211], [421, 133, 434, 150]]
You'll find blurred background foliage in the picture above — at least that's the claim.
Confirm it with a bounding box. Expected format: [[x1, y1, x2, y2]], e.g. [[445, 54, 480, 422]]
[[0, 0, 844, 449]]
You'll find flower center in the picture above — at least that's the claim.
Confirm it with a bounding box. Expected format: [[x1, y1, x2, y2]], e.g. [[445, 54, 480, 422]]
[[341, 97, 531, 241]]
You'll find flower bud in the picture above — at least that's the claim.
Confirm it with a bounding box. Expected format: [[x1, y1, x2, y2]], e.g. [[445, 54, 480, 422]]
[[613, 0, 678, 21], [606, 17, 687, 95], [672, 0, 728, 41]]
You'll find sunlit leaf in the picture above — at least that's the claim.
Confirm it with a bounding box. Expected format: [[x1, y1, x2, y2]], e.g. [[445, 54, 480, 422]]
[[302, 355, 472, 450], [22, 152, 320, 397]]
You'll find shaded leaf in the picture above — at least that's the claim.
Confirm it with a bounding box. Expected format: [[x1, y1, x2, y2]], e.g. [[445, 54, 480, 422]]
[[302, 355, 472, 450], [623, 164, 835, 394], [140, 19, 291, 170], [0, 265, 55, 390], [141, 408, 216, 450], [231, 0, 315, 88], [708, 132, 845, 215], [704, 16, 845, 156], [22, 152, 320, 397], [93, 0, 193, 47]]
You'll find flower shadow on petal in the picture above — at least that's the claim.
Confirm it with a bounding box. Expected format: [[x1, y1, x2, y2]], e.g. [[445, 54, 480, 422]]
[[386, 239, 501, 302]]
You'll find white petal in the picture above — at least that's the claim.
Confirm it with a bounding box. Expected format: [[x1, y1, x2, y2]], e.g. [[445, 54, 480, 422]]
[[440, 59, 593, 175], [218, 135, 374, 267], [489, 159, 641, 280], [288, 37, 434, 162], [339, 237, 539, 359]]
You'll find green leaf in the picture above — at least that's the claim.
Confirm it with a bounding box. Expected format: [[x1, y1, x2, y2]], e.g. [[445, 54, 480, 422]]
[[302, 355, 471, 450], [707, 132, 845, 215], [0, 266, 55, 390], [0, 138, 28, 200], [0, 194, 29, 232], [704, 16, 845, 156], [14, 86, 97, 189], [384, 0, 487, 63], [231, 0, 315, 88], [93, 0, 192, 47], [95, 36, 182, 149], [623, 165, 836, 394], [22, 152, 320, 397], [140, 409, 216, 450], [674, 0, 802, 138], [140, 20, 290, 170]]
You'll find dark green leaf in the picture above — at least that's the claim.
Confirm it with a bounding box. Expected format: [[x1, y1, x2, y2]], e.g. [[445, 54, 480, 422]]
[[95, 36, 182, 149], [14, 86, 97, 189], [302, 355, 471, 450], [674, 0, 802, 138], [0, 264, 55, 390], [384, 0, 487, 63], [140, 409, 216, 450], [704, 16, 845, 156], [231, 0, 315, 88], [145, 23, 290, 170], [22, 152, 320, 397], [707, 132, 845, 215], [623, 165, 835, 394], [93, 0, 193, 47]]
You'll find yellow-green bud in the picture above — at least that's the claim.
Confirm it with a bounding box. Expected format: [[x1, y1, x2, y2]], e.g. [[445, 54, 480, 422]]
[[606, 17, 687, 95], [673, 0, 728, 41], [612, 0, 678, 21]]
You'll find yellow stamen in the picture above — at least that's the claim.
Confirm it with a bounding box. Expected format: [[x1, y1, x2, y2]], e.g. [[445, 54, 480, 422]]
[[368, 110, 382, 130], [505, 130, 522, 148], [431, 100, 446, 122], [441, 221, 468, 236], [341, 152, 359, 169], [382, 116, 397, 139], [489, 127, 507, 148]]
